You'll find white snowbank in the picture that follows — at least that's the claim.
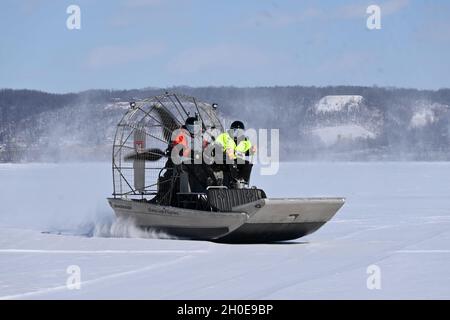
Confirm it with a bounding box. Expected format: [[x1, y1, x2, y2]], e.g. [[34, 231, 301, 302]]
[[315, 95, 364, 113], [311, 124, 376, 146], [409, 102, 450, 129], [410, 109, 436, 128]]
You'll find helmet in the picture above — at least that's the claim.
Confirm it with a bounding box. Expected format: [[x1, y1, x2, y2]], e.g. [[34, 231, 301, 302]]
[[230, 120, 245, 130], [185, 117, 197, 126], [230, 120, 245, 138], [185, 116, 200, 135]]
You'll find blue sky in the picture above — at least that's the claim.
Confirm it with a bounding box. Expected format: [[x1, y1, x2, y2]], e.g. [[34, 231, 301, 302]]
[[0, 0, 449, 93]]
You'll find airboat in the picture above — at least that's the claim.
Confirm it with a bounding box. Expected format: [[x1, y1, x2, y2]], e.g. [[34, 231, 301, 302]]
[[107, 92, 344, 243]]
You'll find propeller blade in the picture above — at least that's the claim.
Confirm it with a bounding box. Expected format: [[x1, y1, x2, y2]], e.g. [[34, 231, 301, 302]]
[[154, 105, 180, 143], [124, 148, 167, 162]]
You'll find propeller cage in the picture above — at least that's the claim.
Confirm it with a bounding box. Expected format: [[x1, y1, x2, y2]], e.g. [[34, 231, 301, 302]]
[[112, 92, 224, 200]]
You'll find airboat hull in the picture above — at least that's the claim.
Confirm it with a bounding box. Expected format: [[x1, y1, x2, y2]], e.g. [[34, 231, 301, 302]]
[[107, 197, 345, 243]]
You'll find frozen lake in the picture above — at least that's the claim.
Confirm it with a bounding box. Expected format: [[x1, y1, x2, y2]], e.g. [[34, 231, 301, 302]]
[[0, 162, 449, 299]]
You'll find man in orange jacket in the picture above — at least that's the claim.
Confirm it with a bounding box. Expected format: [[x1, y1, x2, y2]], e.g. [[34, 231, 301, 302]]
[[171, 116, 217, 192], [171, 116, 209, 161]]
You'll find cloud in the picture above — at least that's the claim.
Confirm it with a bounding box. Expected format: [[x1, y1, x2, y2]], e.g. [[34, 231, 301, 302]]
[[110, 0, 161, 27], [87, 43, 164, 69], [19, 0, 46, 15], [111, 0, 188, 28], [167, 43, 271, 74], [382, 0, 410, 15], [247, 7, 322, 28]]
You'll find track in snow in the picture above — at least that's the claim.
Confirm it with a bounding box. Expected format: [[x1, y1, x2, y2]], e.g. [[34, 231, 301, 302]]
[[0, 162, 449, 299]]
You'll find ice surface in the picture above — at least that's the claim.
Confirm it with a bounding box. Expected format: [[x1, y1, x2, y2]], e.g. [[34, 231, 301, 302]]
[[0, 162, 449, 299]]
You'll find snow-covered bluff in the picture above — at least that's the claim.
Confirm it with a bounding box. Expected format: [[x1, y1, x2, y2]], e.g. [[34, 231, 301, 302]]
[[305, 95, 382, 147], [1, 87, 450, 161]]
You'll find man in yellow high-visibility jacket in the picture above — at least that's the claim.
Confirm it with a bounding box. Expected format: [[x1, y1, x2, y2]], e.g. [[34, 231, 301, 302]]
[[215, 121, 256, 187]]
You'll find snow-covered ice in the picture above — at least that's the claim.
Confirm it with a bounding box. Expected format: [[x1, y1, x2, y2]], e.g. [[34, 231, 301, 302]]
[[0, 162, 449, 299]]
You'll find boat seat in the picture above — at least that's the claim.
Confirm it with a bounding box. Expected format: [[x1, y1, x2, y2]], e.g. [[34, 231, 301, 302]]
[[207, 188, 266, 212]]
